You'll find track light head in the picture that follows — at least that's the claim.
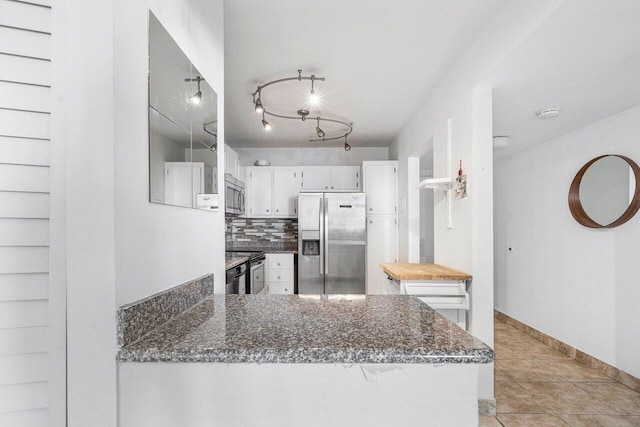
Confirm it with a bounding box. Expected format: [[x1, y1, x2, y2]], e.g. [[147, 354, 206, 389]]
[[261, 112, 272, 131], [344, 135, 351, 151], [191, 91, 202, 104], [255, 97, 264, 113], [316, 118, 325, 138]]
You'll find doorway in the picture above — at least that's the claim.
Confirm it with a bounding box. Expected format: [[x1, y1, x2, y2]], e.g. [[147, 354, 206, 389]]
[[419, 150, 434, 263], [407, 139, 434, 263]]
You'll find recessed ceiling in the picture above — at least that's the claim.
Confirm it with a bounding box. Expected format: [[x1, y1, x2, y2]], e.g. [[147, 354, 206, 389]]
[[224, 0, 507, 148], [491, 0, 640, 158]]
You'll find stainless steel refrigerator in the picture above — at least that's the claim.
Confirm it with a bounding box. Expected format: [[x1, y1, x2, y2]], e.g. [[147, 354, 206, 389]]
[[298, 193, 366, 294]]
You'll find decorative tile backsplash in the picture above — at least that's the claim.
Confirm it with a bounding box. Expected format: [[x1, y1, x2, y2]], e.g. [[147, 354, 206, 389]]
[[226, 218, 298, 248]]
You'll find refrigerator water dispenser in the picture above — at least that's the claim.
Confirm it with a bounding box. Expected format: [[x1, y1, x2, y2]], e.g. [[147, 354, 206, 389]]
[[302, 240, 319, 256]]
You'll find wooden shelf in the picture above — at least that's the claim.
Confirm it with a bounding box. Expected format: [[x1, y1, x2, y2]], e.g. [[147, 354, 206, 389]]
[[417, 177, 452, 191]]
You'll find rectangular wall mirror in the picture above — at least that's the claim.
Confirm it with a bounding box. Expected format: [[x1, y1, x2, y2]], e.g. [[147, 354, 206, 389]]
[[148, 11, 218, 210]]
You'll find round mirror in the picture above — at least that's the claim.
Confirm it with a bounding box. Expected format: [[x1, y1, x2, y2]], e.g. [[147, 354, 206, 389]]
[[568, 155, 640, 228]]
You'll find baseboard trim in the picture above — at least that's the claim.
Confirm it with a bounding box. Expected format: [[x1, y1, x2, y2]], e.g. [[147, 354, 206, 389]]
[[478, 398, 496, 416], [495, 310, 640, 393]]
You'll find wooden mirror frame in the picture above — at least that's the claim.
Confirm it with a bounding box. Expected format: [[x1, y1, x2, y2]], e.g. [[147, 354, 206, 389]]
[[568, 155, 640, 228]]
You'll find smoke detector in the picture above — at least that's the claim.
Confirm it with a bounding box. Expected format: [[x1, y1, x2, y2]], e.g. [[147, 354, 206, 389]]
[[535, 107, 560, 119], [493, 136, 510, 150]]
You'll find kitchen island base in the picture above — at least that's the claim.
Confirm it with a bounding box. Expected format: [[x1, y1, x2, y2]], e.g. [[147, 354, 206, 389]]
[[119, 362, 479, 427]]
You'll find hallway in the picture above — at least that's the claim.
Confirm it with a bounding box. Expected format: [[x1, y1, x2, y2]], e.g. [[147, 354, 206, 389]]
[[481, 319, 640, 426]]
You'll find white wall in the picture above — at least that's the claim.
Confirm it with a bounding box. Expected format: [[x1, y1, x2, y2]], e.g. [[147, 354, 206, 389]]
[[388, 0, 564, 400], [55, 0, 225, 425], [235, 146, 388, 167], [494, 104, 640, 378], [113, 0, 226, 306]]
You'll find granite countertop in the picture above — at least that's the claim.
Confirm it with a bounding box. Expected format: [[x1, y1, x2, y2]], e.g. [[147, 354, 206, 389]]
[[380, 263, 472, 281], [118, 295, 493, 364], [225, 256, 249, 270]]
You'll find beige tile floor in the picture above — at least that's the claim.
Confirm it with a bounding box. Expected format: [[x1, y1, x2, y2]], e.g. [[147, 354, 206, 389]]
[[481, 320, 640, 427]]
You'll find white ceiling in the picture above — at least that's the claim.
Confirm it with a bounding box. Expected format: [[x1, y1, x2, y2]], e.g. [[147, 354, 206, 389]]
[[224, 0, 506, 148], [491, 0, 640, 158]]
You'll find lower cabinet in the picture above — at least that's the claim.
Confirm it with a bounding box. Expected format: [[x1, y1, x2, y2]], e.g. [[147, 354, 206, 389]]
[[383, 277, 469, 330], [366, 215, 397, 294], [265, 253, 294, 295]]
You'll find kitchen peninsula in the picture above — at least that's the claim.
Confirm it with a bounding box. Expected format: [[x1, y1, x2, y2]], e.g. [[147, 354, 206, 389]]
[[117, 280, 493, 427]]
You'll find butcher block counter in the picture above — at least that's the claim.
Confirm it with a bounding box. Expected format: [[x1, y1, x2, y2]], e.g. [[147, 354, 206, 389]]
[[380, 263, 471, 281], [379, 263, 471, 330]]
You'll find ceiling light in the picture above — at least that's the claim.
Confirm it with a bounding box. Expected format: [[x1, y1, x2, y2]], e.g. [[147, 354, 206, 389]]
[[262, 113, 272, 131], [344, 135, 351, 151], [493, 136, 510, 150], [316, 117, 325, 138], [251, 69, 353, 145], [309, 93, 320, 105], [185, 75, 205, 105], [255, 97, 264, 113], [191, 91, 202, 105], [535, 107, 560, 119]]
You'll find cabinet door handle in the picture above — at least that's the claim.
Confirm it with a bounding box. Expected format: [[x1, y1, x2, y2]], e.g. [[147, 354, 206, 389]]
[[276, 209, 279, 212], [325, 186, 328, 189], [277, 276, 281, 279], [369, 208, 373, 211], [331, 186, 334, 189], [266, 209, 269, 212]]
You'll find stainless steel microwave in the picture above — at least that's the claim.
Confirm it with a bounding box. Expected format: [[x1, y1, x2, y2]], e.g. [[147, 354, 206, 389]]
[[224, 174, 245, 216]]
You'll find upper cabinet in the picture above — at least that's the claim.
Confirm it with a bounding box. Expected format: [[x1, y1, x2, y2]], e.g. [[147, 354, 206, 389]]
[[273, 169, 301, 217], [301, 166, 360, 191], [246, 167, 301, 218], [225, 145, 240, 180], [363, 161, 397, 215]]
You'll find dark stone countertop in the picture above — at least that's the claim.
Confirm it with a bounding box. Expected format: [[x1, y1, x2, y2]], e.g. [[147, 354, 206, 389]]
[[117, 295, 494, 364], [225, 256, 249, 270]]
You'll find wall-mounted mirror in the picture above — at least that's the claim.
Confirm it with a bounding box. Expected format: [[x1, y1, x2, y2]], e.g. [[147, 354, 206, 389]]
[[568, 154, 640, 228], [148, 12, 218, 210]]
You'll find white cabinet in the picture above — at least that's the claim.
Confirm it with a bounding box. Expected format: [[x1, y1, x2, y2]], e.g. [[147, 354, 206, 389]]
[[265, 253, 294, 295], [246, 167, 300, 218], [248, 168, 273, 216], [224, 144, 240, 179], [366, 216, 398, 294], [363, 161, 397, 215], [383, 277, 469, 330], [273, 169, 301, 217], [301, 166, 360, 191], [363, 161, 398, 295], [301, 168, 331, 190], [165, 162, 209, 208]]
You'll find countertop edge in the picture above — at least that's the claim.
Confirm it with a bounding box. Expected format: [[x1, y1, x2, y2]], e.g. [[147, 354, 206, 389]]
[[380, 263, 472, 281], [117, 348, 494, 364]]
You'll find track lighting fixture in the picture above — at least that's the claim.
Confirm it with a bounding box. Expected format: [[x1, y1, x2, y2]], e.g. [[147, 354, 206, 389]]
[[255, 89, 264, 113], [316, 117, 325, 138], [261, 112, 272, 131], [185, 76, 204, 105], [251, 69, 353, 145]]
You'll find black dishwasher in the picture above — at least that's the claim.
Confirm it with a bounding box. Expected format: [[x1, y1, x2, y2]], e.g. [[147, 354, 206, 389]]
[[225, 263, 247, 294]]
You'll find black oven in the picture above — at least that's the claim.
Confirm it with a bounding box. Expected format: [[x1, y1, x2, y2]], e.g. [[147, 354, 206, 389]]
[[226, 251, 266, 294]]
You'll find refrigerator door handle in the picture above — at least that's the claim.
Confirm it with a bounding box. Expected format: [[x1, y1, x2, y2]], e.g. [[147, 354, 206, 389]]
[[324, 195, 329, 276], [319, 197, 324, 276]]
